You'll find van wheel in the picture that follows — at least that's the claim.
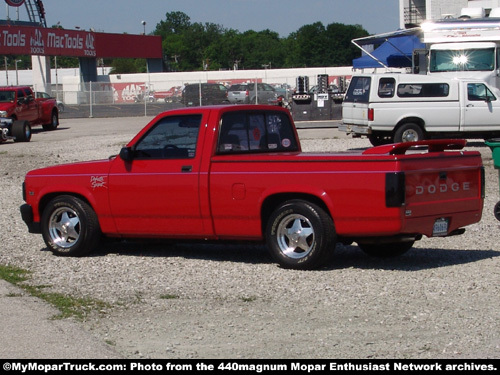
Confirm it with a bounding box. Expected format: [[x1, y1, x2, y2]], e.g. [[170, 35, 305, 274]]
[[266, 200, 336, 270], [394, 123, 424, 143]]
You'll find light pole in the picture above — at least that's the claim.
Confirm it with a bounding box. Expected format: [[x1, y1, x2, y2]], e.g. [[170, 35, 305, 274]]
[[15, 60, 21, 85], [141, 20, 146, 35]]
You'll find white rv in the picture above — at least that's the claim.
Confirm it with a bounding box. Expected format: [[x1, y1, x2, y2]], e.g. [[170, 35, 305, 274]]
[[419, 8, 500, 89]]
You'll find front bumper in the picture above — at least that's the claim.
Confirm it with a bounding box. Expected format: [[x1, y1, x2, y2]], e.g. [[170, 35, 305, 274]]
[[20, 204, 41, 233]]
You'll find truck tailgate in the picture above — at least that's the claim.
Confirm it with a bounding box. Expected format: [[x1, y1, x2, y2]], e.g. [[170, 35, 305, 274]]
[[398, 148, 483, 237]]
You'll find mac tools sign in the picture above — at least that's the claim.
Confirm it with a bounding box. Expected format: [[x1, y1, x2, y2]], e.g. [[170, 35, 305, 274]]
[[0, 25, 162, 58]]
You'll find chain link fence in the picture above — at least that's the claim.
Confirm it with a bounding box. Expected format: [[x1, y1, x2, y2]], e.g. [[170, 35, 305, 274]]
[[54, 73, 350, 121]]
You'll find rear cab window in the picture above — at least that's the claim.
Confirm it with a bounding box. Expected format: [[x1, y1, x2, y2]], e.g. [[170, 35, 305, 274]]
[[344, 76, 371, 103], [218, 111, 299, 154]]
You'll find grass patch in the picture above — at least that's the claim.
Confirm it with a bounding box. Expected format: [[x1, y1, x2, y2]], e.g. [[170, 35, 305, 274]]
[[0, 264, 109, 320]]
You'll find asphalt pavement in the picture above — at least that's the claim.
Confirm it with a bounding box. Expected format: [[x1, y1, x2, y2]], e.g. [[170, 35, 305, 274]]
[[0, 280, 122, 359]]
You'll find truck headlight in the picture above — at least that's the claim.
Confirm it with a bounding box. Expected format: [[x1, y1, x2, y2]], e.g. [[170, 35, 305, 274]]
[[0, 111, 8, 117]]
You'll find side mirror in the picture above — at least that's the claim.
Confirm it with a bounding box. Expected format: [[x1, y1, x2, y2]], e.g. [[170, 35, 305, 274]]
[[119, 147, 134, 162]]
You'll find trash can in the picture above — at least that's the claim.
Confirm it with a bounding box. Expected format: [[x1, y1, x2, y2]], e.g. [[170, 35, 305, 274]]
[[485, 138, 500, 221]]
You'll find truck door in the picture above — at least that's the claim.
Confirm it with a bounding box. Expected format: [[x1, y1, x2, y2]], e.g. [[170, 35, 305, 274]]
[[108, 113, 208, 236], [462, 82, 500, 131], [16, 88, 37, 122]]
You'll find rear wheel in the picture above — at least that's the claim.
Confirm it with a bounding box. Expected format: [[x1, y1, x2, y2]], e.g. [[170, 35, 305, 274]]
[[12, 120, 31, 142], [394, 123, 424, 143], [41, 195, 101, 256], [358, 240, 414, 258], [266, 200, 336, 269], [42, 110, 59, 131]]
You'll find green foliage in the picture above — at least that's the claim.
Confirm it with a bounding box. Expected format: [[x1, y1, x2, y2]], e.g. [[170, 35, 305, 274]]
[[155, 11, 369, 72]]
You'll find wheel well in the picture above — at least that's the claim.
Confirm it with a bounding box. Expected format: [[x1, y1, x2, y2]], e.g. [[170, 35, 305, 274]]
[[38, 192, 92, 218], [260, 193, 331, 234], [394, 118, 426, 134]]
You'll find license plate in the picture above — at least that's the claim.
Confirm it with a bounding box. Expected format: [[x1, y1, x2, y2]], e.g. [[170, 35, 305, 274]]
[[433, 218, 449, 236]]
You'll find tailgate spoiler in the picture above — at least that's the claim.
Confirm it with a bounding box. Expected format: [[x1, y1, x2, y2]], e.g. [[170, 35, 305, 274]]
[[363, 139, 467, 155]]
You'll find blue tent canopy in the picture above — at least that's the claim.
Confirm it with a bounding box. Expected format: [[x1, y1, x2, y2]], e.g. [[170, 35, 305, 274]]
[[353, 34, 425, 69]]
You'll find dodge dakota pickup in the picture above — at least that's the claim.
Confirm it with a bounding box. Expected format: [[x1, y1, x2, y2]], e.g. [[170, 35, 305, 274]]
[[0, 86, 59, 143], [20, 105, 484, 269]]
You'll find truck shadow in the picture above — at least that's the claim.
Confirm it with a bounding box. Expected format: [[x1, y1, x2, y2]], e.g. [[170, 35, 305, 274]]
[[84, 240, 499, 271]]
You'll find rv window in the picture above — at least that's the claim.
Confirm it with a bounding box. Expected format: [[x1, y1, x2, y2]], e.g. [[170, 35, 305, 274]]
[[430, 48, 495, 72], [378, 78, 395, 98], [397, 83, 449, 98]]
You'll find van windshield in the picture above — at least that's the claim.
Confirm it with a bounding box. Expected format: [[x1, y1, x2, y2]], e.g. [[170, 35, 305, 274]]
[[430, 48, 495, 72], [344, 76, 371, 103]]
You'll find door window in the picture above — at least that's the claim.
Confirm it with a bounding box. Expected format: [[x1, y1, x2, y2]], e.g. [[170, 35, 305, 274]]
[[134, 114, 202, 159]]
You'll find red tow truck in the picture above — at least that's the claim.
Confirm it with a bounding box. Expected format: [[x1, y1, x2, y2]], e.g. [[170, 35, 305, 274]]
[[0, 86, 59, 143], [20, 105, 484, 269]]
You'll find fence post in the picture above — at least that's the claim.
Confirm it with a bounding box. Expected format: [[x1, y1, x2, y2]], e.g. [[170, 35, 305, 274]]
[[89, 81, 93, 118]]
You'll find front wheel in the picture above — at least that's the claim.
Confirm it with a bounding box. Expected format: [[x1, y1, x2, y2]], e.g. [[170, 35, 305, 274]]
[[41, 195, 101, 256], [266, 200, 336, 269], [358, 240, 414, 258]]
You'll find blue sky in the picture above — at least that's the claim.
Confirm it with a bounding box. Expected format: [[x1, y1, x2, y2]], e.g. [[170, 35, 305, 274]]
[[4, 0, 400, 36]]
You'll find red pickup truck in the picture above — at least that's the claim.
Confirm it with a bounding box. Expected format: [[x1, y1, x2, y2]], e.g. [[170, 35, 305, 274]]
[[0, 86, 59, 143], [20, 105, 484, 269]]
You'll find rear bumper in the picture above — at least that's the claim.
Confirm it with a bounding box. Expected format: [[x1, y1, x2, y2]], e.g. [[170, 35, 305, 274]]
[[20, 204, 41, 233], [339, 123, 371, 135]]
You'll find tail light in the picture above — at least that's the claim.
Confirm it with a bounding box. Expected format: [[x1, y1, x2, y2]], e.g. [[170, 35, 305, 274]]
[[368, 108, 374, 121], [386, 172, 406, 207]]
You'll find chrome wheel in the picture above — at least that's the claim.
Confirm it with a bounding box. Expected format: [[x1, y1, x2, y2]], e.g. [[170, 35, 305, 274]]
[[48, 207, 81, 248], [276, 213, 315, 259], [400, 129, 420, 142]]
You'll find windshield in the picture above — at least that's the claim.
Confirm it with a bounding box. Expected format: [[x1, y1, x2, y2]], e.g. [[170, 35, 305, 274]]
[[0, 91, 15, 102], [430, 48, 495, 72]]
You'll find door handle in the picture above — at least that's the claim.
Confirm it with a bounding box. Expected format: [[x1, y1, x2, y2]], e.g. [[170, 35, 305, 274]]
[[181, 165, 192, 172], [466, 104, 474, 107]]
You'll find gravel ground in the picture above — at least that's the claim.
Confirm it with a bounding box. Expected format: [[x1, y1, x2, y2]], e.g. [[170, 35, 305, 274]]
[[1, 117, 499, 359]]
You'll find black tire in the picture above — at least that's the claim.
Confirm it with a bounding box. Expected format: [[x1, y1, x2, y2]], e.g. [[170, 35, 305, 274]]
[[368, 132, 392, 146], [12, 120, 32, 142], [494, 201, 500, 221], [42, 110, 59, 131], [266, 200, 336, 270], [358, 240, 414, 258], [41, 195, 101, 256], [393, 123, 424, 143]]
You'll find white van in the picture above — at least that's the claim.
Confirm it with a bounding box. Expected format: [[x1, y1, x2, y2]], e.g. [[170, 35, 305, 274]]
[[340, 73, 500, 145]]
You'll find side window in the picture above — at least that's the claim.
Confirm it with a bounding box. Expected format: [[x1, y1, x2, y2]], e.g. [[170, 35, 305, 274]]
[[134, 114, 201, 159], [17, 89, 26, 101], [397, 83, 449, 97], [378, 78, 395, 98], [467, 83, 497, 101], [218, 111, 298, 154]]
